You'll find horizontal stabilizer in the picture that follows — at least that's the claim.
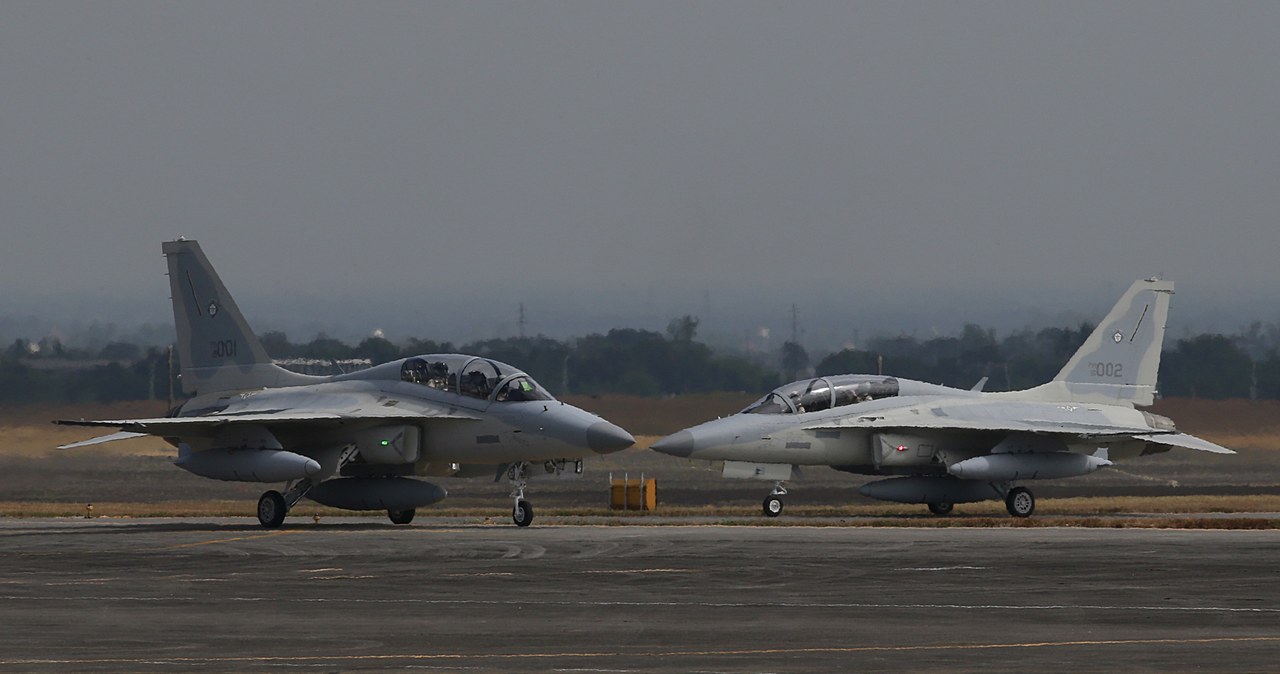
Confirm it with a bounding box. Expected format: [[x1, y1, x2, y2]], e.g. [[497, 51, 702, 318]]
[[1133, 433, 1235, 454], [57, 430, 149, 450]]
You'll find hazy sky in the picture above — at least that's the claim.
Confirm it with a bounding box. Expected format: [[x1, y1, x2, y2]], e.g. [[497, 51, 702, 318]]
[[2, 2, 1278, 349]]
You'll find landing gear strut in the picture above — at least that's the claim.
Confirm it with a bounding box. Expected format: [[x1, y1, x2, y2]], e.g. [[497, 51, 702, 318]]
[[762, 482, 787, 517], [508, 462, 535, 527], [1005, 486, 1035, 517]]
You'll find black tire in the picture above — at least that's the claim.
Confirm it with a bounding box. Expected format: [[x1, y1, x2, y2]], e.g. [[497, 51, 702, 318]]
[[763, 495, 784, 517], [513, 500, 534, 527], [257, 490, 287, 529], [1005, 487, 1035, 518], [388, 508, 415, 525], [927, 502, 954, 516]]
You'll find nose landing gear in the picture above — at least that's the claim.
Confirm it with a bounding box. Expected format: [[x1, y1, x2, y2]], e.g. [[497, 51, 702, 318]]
[[508, 462, 535, 527], [762, 482, 788, 517]]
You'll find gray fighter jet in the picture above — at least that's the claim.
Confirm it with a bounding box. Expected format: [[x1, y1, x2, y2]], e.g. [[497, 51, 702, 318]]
[[57, 239, 634, 528], [651, 279, 1232, 517]]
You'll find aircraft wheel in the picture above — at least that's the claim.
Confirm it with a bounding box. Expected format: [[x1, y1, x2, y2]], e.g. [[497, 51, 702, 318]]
[[763, 495, 784, 517], [513, 500, 534, 527], [1005, 487, 1035, 518], [927, 502, 954, 516], [257, 490, 287, 529], [388, 508, 415, 525]]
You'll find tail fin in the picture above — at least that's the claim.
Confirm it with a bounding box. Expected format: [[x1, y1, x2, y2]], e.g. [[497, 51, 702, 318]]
[[163, 239, 319, 395], [1021, 278, 1174, 406]]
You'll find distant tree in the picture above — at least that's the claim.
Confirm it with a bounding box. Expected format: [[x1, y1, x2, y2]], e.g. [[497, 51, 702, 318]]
[[303, 334, 352, 361], [259, 331, 296, 359], [354, 336, 401, 365], [98, 342, 141, 362], [815, 349, 879, 377], [5, 339, 29, 362], [401, 337, 454, 357], [779, 341, 809, 382], [1255, 349, 1280, 399], [1160, 335, 1252, 399], [666, 315, 699, 343]]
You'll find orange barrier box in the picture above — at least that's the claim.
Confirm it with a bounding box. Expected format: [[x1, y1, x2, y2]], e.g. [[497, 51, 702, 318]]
[[609, 476, 657, 511]]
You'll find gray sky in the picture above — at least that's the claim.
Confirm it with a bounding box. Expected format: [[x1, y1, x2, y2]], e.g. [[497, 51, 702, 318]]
[[2, 2, 1279, 350]]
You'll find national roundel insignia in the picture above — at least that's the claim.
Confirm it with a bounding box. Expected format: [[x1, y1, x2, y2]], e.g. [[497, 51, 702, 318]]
[[1112, 330, 1123, 344], [208, 300, 219, 318]]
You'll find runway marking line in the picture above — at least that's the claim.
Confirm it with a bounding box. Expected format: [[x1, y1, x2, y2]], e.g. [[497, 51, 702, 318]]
[[5, 636, 1280, 666], [162, 530, 303, 550]]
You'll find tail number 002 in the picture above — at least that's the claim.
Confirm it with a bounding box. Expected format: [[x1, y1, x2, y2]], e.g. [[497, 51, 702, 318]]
[[1089, 362, 1122, 378]]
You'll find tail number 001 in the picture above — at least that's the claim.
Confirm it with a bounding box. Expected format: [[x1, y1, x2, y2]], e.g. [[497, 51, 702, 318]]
[[211, 340, 237, 359], [1089, 362, 1122, 378]]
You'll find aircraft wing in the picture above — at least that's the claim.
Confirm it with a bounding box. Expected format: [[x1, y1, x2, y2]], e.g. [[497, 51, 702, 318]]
[[807, 413, 1235, 454], [1132, 433, 1235, 454], [56, 405, 480, 449]]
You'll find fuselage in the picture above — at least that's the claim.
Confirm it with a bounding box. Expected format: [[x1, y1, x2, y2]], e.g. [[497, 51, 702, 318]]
[[652, 374, 1170, 473], [172, 353, 633, 478]]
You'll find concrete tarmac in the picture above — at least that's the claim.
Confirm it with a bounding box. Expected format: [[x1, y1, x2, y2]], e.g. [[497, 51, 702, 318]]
[[1, 518, 1278, 672]]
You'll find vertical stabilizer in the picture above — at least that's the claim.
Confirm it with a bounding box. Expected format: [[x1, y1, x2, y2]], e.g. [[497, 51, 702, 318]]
[[1020, 278, 1173, 406], [163, 239, 319, 395]]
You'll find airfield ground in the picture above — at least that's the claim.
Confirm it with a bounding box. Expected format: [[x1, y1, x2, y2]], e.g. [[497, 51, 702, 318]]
[[2, 397, 1279, 672], [1, 519, 1278, 672]]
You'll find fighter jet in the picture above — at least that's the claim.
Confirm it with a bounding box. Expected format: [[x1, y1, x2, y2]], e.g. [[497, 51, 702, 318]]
[[651, 279, 1232, 518], [57, 239, 634, 528]]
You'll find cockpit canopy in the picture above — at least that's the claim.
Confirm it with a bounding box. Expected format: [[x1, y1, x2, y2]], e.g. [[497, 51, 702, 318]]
[[741, 375, 899, 415], [399, 355, 554, 403]]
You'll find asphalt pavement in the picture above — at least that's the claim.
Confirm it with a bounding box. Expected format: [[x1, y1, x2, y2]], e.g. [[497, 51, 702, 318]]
[[0, 518, 1277, 672]]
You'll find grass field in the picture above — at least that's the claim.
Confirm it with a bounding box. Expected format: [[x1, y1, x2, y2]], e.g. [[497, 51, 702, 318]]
[[3, 396, 1278, 525]]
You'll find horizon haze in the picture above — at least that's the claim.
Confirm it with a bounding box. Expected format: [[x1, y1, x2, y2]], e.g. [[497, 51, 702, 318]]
[[2, 2, 1278, 352]]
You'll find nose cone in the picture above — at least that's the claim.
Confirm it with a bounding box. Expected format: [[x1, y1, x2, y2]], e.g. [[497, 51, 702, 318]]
[[650, 430, 695, 458], [586, 421, 635, 453]]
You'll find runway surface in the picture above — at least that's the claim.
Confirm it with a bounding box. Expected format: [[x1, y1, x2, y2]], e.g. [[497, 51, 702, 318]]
[[1, 518, 1278, 672]]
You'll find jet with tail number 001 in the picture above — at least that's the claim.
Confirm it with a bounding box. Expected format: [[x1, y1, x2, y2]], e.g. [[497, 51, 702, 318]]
[[651, 279, 1232, 518], [57, 239, 634, 528]]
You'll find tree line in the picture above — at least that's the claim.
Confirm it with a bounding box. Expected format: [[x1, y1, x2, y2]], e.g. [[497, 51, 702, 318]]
[[4, 317, 1280, 404]]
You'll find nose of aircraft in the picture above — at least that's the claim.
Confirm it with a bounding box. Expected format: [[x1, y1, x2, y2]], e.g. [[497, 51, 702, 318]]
[[586, 421, 636, 453], [650, 430, 695, 458]]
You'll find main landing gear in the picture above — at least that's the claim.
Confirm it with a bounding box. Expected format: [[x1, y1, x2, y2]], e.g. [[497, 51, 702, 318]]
[[1005, 486, 1035, 518], [508, 462, 535, 527], [762, 482, 788, 517], [927, 501, 954, 516], [257, 490, 288, 528], [255, 445, 357, 529], [388, 509, 416, 525]]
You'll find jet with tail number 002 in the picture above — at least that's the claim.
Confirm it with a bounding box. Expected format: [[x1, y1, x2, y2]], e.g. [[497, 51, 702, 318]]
[[57, 239, 634, 528], [651, 279, 1232, 518]]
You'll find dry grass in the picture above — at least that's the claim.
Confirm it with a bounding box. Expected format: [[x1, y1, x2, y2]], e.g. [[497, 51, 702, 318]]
[[0, 401, 174, 458]]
